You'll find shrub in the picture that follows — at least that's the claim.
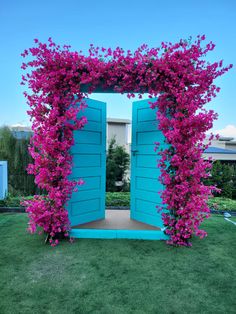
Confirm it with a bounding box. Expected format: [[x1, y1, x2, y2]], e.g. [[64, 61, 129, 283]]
[[207, 196, 236, 211], [0, 126, 37, 196], [106, 137, 130, 192], [204, 161, 234, 198], [106, 192, 130, 207]]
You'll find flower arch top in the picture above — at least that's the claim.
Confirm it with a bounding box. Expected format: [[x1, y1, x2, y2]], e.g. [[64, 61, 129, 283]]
[[21, 36, 232, 246]]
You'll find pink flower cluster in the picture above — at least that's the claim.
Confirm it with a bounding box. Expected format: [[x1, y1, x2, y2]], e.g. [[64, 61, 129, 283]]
[[21, 36, 232, 246]]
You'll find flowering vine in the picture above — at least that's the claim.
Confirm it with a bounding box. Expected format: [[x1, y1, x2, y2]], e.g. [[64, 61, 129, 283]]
[[21, 36, 232, 246]]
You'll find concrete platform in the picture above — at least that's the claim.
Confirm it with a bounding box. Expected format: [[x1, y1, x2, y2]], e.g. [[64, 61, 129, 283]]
[[72, 210, 160, 230], [70, 210, 169, 240]]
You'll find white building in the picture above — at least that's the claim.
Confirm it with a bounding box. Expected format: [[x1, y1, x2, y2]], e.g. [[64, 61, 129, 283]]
[[203, 136, 236, 162], [106, 118, 131, 153], [8, 124, 236, 162]]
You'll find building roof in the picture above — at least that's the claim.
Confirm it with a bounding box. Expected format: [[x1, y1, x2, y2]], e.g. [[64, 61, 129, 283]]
[[107, 118, 131, 124], [204, 146, 236, 154], [218, 136, 234, 141], [225, 141, 236, 146]]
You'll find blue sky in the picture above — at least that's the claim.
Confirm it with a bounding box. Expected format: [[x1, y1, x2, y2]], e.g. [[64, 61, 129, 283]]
[[0, 0, 235, 136]]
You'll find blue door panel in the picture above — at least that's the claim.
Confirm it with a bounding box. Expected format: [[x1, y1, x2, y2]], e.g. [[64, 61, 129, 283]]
[[73, 176, 101, 191], [74, 131, 101, 144], [134, 146, 164, 154], [68, 176, 101, 193], [131, 99, 166, 228], [136, 154, 160, 168], [77, 106, 102, 122], [69, 189, 102, 202], [135, 121, 159, 132], [137, 130, 165, 145], [71, 208, 104, 226], [71, 198, 101, 216], [136, 167, 161, 178], [135, 199, 163, 217], [67, 98, 106, 227], [72, 154, 101, 168], [70, 144, 103, 154], [134, 190, 163, 204], [136, 177, 161, 193], [137, 107, 156, 122], [71, 167, 102, 178], [131, 210, 163, 227], [74, 121, 102, 132]]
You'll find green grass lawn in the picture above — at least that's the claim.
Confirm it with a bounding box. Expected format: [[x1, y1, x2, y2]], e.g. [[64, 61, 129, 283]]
[[228, 216, 236, 223], [0, 213, 236, 314]]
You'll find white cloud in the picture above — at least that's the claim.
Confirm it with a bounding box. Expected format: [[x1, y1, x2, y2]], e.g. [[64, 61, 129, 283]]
[[215, 125, 236, 139], [10, 123, 28, 128], [9, 122, 32, 131]]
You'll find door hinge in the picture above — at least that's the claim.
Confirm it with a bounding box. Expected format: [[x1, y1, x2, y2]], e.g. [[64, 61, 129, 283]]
[[131, 149, 138, 156]]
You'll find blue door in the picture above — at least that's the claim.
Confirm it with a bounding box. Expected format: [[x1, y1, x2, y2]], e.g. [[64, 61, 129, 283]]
[[67, 98, 106, 227], [131, 99, 166, 228]]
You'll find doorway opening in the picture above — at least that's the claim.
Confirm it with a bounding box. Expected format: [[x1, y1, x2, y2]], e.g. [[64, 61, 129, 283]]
[[67, 97, 168, 239]]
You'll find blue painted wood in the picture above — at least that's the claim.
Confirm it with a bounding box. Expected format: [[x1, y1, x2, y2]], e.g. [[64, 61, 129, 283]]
[[67, 98, 106, 227], [70, 228, 169, 240], [0, 161, 8, 200], [131, 99, 167, 228]]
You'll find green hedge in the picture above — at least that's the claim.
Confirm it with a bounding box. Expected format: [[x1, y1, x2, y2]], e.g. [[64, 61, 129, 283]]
[[207, 197, 236, 211], [106, 193, 236, 210], [0, 194, 131, 208], [0, 195, 33, 208], [106, 192, 130, 207], [1, 193, 236, 211]]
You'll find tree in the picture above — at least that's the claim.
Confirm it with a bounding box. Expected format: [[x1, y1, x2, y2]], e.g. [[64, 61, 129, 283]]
[[106, 137, 130, 192], [204, 160, 234, 198], [0, 126, 37, 196]]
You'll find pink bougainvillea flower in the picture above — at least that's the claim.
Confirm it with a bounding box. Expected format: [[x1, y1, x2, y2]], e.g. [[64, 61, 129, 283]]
[[21, 36, 232, 246]]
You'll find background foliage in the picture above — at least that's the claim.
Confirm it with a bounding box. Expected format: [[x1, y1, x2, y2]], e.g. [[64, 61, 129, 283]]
[[204, 160, 236, 199], [2, 193, 236, 212], [106, 137, 130, 192], [0, 126, 37, 196]]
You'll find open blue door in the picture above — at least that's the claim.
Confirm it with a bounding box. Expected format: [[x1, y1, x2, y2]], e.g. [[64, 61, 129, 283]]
[[131, 99, 166, 228], [67, 98, 106, 227]]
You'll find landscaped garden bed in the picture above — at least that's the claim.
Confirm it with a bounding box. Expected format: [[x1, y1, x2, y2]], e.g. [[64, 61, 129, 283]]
[[207, 196, 236, 211], [106, 192, 130, 208], [1, 193, 236, 214]]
